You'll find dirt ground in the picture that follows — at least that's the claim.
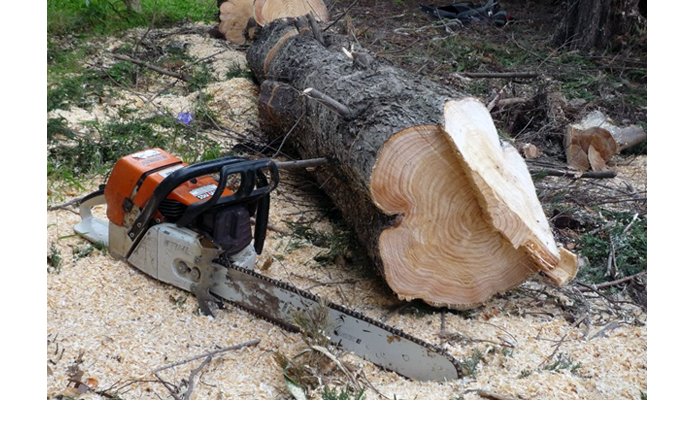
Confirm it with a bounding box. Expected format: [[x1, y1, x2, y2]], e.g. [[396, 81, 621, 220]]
[[46, 1, 647, 400]]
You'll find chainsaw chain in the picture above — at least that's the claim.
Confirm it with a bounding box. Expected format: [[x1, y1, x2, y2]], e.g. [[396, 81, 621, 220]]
[[214, 256, 464, 379]]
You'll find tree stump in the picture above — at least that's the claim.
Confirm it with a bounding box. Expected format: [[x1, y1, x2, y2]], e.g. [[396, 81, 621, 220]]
[[247, 18, 577, 309]]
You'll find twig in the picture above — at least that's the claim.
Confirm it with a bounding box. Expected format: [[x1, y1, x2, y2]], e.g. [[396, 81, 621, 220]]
[[476, 389, 519, 400], [275, 157, 329, 171], [461, 388, 521, 400], [154, 371, 180, 399], [622, 212, 640, 234], [152, 339, 260, 373], [310, 345, 359, 390], [589, 321, 624, 340], [579, 272, 646, 290], [182, 355, 212, 400], [538, 313, 588, 368], [453, 71, 539, 79], [250, 216, 289, 236], [530, 168, 617, 179], [490, 97, 530, 111], [303, 88, 353, 119], [112, 53, 191, 82], [307, 13, 325, 47], [356, 370, 390, 400], [47, 196, 83, 211], [322, 0, 360, 32], [606, 235, 617, 278]]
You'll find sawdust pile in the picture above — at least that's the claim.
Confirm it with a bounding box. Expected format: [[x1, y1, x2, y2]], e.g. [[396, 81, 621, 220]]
[[47, 24, 647, 400]]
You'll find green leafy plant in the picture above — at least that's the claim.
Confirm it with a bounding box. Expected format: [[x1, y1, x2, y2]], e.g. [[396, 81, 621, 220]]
[[321, 385, 365, 400], [48, 243, 63, 272], [578, 210, 647, 284]]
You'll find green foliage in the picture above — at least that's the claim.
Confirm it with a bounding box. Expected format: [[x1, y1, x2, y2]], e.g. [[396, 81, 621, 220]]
[[48, 243, 62, 272], [48, 118, 165, 180], [321, 385, 365, 400], [47, 61, 137, 111], [187, 64, 215, 92], [225, 64, 253, 80], [460, 349, 484, 377], [578, 210, 647, 284], [48, 0, 218, 36], [72, 244, 96, 260], [48, 117, 77, 142], [543, 353, 583, 375]]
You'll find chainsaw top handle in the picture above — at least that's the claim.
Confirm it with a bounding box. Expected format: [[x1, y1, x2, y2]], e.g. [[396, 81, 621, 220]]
[[127, 156, 279, 251]]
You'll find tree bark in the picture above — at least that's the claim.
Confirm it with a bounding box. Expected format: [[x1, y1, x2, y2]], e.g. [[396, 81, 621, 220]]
[[553, 0, 645, 52], [247, 18, 577, 309]]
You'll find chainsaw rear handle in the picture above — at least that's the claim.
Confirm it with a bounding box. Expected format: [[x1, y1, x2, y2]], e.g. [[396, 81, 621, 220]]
[[127, 156, 279, 248]]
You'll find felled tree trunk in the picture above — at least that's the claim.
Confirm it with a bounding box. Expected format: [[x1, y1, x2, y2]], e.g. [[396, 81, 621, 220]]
[[248, 18, 577, 309]]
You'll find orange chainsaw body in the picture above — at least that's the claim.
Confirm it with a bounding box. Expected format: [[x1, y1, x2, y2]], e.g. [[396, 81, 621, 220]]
[[104, 148, 230, 227]]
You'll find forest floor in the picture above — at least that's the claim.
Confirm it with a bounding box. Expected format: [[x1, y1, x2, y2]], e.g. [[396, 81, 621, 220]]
[[46, 0, 647, 400]]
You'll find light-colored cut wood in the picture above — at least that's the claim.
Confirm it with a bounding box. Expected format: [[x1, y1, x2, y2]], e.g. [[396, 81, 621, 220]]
[[442, 98, 570, 274], [564, 110, 646, 171], [371, 126, 535, 308], [219, 0, 254, 44], [253, 0, 329, 26]]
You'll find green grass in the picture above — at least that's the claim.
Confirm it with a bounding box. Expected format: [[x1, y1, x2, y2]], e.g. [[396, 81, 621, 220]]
[[48, 61, 137, 111], [48, 0, 218, 36], [48, 112, 224, 187]]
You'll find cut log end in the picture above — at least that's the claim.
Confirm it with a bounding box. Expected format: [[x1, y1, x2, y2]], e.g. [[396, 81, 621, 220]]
[[219, 0, 254, 44], [371, 126, 535, 308], [254, 0, 329, 26]]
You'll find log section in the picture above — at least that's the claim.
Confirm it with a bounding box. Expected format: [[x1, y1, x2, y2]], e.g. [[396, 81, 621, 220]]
[[247, 19, 577, 308]]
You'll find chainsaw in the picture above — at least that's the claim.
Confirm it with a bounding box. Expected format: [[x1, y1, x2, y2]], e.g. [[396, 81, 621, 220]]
[[74, 148, 463, 382]]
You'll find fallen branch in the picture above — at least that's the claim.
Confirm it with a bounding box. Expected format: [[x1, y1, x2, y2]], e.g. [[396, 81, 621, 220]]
[[578, 271, 646, 290], [322, 0, 360, 32], [182, 355, 212, 400], [454, 71, 539, 79], [589, 321, 625, 340], [112, 53, 191, 82], [461, 388, 521, 400], [530, 168, 617, 179], [275, 157, 328, 171], [47, 196, 84, 211], [303, 87, 353, 119], [152, 339, 260, 373]]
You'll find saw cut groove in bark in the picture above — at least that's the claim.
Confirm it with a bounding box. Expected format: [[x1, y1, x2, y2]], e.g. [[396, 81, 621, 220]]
[[248, 18, 577, 308]]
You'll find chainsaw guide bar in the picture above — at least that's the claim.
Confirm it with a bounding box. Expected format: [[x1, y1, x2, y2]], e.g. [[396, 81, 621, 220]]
[[213, 258, 464, 382]]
